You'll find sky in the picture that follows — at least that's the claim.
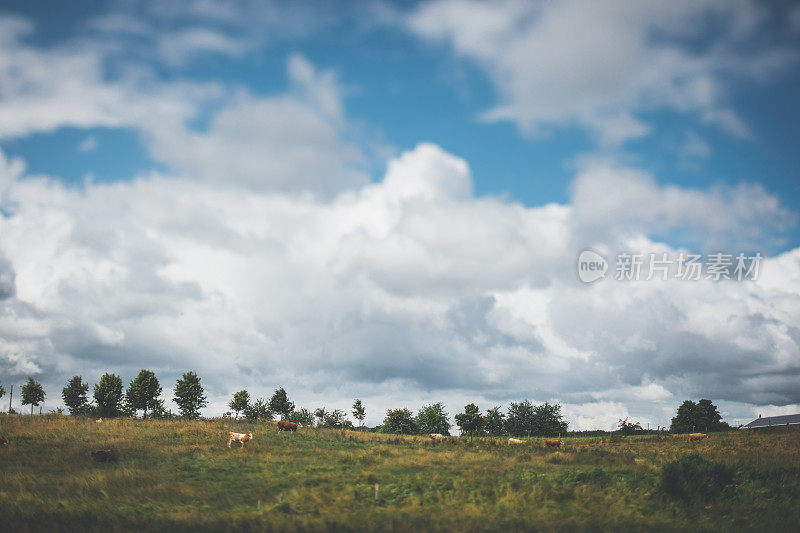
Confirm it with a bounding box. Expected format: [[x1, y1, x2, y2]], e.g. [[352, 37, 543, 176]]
[[1, 0, 799, 430]]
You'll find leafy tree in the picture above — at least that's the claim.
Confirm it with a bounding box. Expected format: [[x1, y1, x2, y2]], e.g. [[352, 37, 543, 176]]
[[173, 371, 207, 419], [484, 406, 506, 436], [287, 408, 314, 426], [229, 390, 250, 419], [505, 400, 567, 436], [455, 403, 484, 436], [148, 398, 170, 419], [381, 408, 418, 434], [695, 399, 723, 431], [94, 373, 124, 417], [314, 407, 327, 427], [126, 369, 162, 418], [352, 399, 366, 427], [505, 400, 537, 436], [415, 403, 451, 435], [618, 418, 644, 435], [670, 399, 728, 433], [532, 402, 568, 436], [243, 398, 272, 421], [322, 408, 348, 428], [0, 382, 5, 400], [62, 376, 89, 415], [269, 387, 295, 420], [21, 377, 45, 415]]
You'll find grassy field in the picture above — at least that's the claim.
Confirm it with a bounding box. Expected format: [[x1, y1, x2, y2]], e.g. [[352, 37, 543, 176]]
[[1, 415, 798, 532]]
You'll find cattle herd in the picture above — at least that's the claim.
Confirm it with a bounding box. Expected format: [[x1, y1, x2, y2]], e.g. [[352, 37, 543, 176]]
[[221, 428, 710, 449], [0, 425, 710, 450]]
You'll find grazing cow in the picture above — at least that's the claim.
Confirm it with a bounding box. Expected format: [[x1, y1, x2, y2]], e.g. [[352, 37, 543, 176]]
[[429, 433, 446, 442], [277, 421, 302, 432], [508, 438, 524, 446], [96, 418, 103, 423], [0, 435, 7, 445], [687, 433, 708, 442], [544, 439, 563, 448], [228, 432, 254, 448]]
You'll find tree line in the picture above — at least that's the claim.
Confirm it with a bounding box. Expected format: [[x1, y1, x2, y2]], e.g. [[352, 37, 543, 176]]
[[0, 375, 732, 435]]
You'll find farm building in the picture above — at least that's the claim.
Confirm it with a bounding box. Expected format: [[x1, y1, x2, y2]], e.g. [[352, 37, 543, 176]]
[[743, 414, 800, 429]]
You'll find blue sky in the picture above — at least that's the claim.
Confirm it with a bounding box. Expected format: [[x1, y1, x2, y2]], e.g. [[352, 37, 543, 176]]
[[1, 1, 800, 428], [3, 0, 798, 243]]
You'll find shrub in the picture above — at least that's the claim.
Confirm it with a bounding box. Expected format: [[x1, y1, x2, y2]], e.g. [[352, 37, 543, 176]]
[[661, 453, 734, 501]]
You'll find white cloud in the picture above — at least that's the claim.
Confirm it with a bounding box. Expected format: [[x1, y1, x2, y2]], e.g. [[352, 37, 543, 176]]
[[142, 54, 369, 197], [0, 143, 798, 428], [78, 137, 98, 152], [570, 161, 796, 249], [407, 0, 797, 145]]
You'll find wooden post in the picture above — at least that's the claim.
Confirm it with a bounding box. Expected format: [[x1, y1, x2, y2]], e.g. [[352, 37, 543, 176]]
[[374, 483, 380, 501], [8, 384, 12, 413]]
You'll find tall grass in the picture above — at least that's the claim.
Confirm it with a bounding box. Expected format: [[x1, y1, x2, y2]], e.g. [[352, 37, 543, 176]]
[[1, 414, 798, 531]]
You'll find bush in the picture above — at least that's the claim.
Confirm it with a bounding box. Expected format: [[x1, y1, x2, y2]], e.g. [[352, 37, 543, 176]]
[[661, 454, 734, 501]]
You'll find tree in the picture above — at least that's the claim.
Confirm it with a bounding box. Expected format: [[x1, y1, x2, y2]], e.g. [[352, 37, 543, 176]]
[[21, 377, 45, 415], [173, 371, 207, 419], [505, 400, 537, 436], [0, 383, 5, 401], [670, 399, 728, 433], [268, 388, 295, 420], [94, 373, 123, 417], [618, 418, 644, 435], [670, 400, 699, 433], [484, 406, 506, 436], [695, 399, 723, 431], [314, 407, 327, 427], [323, 409, 348, 428], [126, 369, 162, 418], [243, 398, 272, 421], [287, 408, 314, 426], [352, 399, 366, 428], [505, 400, 567, 436], [229, 390, 250, 419], [455, 403, 484, 436], [62, 376, 89, 415], [531, 402, 568, 436], [381, 408, 418, 434], [415, 403, 451, 435]]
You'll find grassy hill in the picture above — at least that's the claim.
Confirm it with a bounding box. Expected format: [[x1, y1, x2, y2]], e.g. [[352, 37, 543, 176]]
[[1, 415, 798, 531]]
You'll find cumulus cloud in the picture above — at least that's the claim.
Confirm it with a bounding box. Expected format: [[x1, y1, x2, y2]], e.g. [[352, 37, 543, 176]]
[[0, 142, 798, 428], [407, 0, 798, 144], [143, 54, 369, 196]]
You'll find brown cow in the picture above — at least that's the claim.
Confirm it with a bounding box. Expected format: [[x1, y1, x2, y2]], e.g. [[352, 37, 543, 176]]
[[544, 439, 563, 448], [0, 435, 7, 445], [687, 433, 708, 442], [277, 421, 302, 432]]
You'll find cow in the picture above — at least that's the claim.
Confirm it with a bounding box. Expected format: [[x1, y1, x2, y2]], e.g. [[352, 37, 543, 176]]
[[508, 438, 524, 446], [429, 433, 446, 442], [0, 435, 7, 445], [95, 418, 103, 423], [228, 432, 254, 448], [687, 433, 708, 442], [277, 421, 302, 432], [544, 439, 563, 448]]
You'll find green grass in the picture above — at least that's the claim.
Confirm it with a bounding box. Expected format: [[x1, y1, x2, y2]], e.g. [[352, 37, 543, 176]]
[[1, 415, 798, 531]]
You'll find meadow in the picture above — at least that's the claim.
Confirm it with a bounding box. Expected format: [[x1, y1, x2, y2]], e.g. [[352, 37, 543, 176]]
[[1, 415, 798, 532]]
